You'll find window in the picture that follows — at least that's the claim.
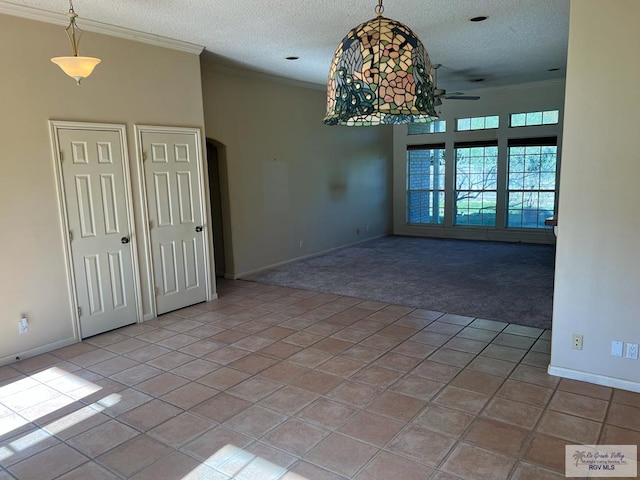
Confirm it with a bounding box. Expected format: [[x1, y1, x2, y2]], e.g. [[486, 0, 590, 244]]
[[510, 110, 559, 127], [407, 146, 445, 224], [456, 115, 499, 131], [507, 138, 558, 228], [454, 143, 498, 226], [408, 120, 446, 135]]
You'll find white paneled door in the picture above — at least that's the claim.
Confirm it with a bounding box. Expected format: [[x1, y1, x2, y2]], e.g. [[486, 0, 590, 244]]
[[54, 124, 139, 338], [138, 127, 208, 315]]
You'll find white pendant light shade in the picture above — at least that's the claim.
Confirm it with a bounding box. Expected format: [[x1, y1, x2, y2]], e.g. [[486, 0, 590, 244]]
[[51, 56, 101, 85], [51, 0, 101, 85]]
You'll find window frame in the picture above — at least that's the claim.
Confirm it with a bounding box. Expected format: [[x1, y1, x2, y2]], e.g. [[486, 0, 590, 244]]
[[506, 137, 559, 229], [407, 120, 447, 135], [509, 110, 560, 128], [406, 143, 447, 225], [456, 115, 499, 132], [453, 140, 499, 227]]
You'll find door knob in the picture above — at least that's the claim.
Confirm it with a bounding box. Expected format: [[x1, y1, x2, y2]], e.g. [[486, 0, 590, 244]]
[[195, 226, 203, 233], [121, 236, 130, 244]]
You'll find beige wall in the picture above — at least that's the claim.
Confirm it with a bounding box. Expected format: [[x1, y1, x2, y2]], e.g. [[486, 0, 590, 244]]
[[201, 65, 394, 278], [550, 0, 640, 391], [0, 14, 207, 364]]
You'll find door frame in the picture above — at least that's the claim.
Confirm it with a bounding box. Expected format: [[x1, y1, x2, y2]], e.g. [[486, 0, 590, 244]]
[[49, 120, 143, 339], [134, 125, 214, 318]]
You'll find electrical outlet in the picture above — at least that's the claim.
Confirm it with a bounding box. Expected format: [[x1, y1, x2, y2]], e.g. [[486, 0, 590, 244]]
[[572, 334, 583, 350], [18, 316, 28, 335], [625, 343, 639, 360], [298, 240, 303, 248], [611, 340, 623, 357]]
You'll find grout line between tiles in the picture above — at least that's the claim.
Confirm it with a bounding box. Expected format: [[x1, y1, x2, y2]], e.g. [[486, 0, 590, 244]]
[[1, 279, 634, 480]]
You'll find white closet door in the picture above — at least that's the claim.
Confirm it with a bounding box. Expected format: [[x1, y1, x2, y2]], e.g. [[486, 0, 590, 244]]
[[55, 124, 139, 338], [138, 127, 208, 314]]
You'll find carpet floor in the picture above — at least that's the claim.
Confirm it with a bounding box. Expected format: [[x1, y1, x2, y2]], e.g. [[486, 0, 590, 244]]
[[244, 236, 555, 330]]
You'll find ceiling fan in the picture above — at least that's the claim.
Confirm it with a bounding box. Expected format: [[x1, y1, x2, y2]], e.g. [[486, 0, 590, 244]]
[[432, 64, 480, 107]]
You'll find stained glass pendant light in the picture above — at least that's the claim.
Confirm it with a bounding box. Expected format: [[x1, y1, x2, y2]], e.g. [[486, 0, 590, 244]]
[[324, 0, 438, 126], [51, 0, 101, 85]]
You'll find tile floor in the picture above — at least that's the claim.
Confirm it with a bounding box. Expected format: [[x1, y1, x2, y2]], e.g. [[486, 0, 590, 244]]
[[1, 279, 639, 479]]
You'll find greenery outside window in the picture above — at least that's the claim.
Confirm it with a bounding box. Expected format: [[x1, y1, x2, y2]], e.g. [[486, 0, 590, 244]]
[[407, 145, 445, 224], [507, 137, 558, 228], [454, 142, 498, 226]]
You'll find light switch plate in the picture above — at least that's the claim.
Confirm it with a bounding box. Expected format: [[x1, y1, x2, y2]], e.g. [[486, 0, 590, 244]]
[[18, 317, 28, 334], [611, 340, 623, 357]]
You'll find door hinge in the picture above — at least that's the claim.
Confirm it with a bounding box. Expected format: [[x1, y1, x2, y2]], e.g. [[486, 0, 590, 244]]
[[148, 220, 152, 230], [69, 230, 73, 242], [77, 306, 82, 317], [59, 151, 64, 162], [155, 286, 160, 296], [142, 151, 147, 161]]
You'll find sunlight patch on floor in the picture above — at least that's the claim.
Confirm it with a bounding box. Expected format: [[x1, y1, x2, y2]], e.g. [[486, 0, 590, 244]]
[[0, 367, 112, 464], [199, 444, 306, 479]]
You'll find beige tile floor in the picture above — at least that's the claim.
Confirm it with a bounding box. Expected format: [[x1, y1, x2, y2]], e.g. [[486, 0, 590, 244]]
[[1, 279, 639, 479]]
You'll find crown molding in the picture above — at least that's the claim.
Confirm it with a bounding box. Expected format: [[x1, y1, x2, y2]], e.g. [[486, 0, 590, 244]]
[[0, 1, 204, 55], [201, 60, 325, 92]]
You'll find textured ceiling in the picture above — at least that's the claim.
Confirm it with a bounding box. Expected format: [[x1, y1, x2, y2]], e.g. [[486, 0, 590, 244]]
[[6, 0, 570, 92]]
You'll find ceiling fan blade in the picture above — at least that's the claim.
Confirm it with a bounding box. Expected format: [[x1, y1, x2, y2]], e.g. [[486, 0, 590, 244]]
[[443, 95, 480, 101], [432, 64, 480, 102]]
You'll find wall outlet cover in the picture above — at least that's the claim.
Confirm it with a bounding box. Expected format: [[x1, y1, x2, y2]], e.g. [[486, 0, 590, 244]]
[[625, 343, 639, 360], [572, 334, 583, 350]]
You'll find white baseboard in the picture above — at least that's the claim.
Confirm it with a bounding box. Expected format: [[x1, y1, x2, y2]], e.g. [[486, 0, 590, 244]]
[[0, 336, 78, 367], [548, 364, 640, 393], [233, 234, 389, 280]]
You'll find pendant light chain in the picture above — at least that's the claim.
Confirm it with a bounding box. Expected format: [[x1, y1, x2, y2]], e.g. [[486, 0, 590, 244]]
[[65, 0, 81, 57], [375, 0, 384, 16], [51, 0, 101, 84]]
